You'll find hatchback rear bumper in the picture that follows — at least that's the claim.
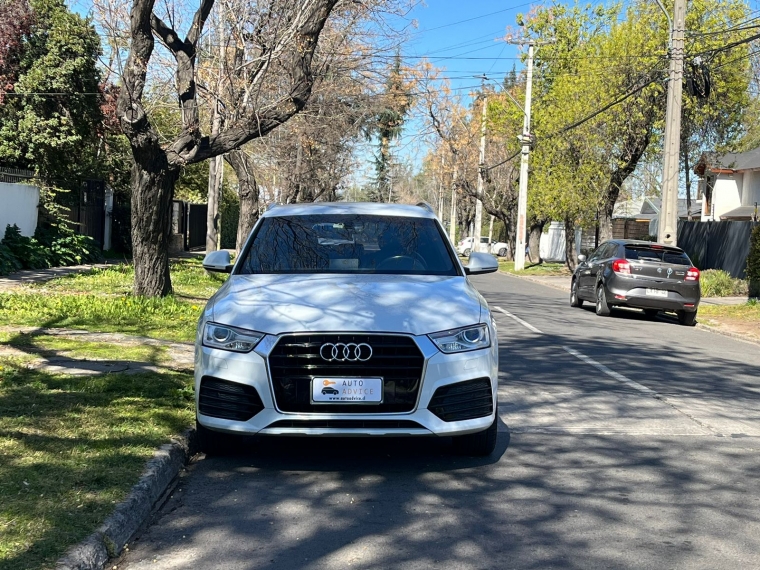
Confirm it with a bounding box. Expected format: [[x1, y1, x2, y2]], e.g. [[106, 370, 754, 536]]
[[605, 275, 700, 312]]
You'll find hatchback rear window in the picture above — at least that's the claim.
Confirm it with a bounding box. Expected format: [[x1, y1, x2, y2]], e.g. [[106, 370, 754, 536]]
[[239, 214, 459, 275], [624, 246, 691, 265]]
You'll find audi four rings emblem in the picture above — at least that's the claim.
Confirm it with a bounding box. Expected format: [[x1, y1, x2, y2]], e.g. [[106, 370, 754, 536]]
[[320, 342, 373, 362]]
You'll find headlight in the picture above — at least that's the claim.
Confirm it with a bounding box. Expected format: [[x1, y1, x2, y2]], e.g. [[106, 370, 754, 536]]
[[429, 324, 490, 353], [202, 323, 264, 353]]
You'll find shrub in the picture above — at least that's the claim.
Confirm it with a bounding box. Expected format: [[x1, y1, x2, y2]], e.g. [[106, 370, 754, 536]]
[[2, 224, 52, 270], [0, 242, 22, 275], [700, 269, 749, 298], [748, 224, 760, 298], [0, 223, 102, 276]]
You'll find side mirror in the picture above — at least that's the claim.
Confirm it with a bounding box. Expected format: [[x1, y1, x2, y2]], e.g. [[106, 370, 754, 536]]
[[577, 254, 587, 263], [203, 250, 233, 273], [465, 252, 499, 275]]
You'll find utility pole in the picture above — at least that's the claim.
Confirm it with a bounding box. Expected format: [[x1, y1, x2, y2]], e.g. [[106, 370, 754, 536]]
[[473, 78, 488, 254], [657, 0, 686, 246], [513, 42, 535, 271]]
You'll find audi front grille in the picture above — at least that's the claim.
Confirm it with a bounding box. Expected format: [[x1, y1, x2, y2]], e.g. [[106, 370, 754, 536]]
[[268, 334, 424, 413]]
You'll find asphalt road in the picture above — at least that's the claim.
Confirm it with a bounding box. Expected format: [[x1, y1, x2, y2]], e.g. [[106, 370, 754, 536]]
[[117, 272, 760, 570]]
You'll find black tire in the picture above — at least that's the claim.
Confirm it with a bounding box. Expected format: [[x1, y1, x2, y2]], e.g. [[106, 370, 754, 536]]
[[677, 310, 697, 326], [595, 284, 611, 317], [452, 410, 498, 456], [196, 420, 234, 456], [498, 247, 507, 257], [463, 248, 471, 257], [570, 278, 584, 308], [643, 309, 659, 318]]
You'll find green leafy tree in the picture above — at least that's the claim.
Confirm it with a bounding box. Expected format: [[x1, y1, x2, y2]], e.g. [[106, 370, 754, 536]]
[[0, 0, 103, 188]]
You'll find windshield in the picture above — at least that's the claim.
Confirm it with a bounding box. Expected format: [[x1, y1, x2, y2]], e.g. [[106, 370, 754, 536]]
[[239, 214, 459, 276]]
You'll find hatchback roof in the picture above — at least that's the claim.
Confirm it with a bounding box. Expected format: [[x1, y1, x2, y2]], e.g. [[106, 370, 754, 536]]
[[613, 239, 684, 251], [263, 202, 437, 219]]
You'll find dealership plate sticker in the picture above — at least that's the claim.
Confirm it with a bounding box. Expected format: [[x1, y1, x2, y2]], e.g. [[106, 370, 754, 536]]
[[645, 288, 668, 297], [312, 378, 383, 403]]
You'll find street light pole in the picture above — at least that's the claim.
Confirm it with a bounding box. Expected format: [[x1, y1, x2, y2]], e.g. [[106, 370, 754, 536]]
[[657, 0, 686, 246], [514, 42, 535, 271]]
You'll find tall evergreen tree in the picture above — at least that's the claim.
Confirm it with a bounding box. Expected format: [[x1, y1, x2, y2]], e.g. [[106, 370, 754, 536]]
[[370, 53, 411, 202]]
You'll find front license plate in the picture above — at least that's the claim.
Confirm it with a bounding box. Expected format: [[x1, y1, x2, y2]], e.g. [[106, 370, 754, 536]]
[[645, 288, 668, 297], [312, 378, 383, 404]]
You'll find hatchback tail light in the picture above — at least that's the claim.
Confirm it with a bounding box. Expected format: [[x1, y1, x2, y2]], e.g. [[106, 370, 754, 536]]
[[611, 259, 631, 275], [685, 267, 700, 281]]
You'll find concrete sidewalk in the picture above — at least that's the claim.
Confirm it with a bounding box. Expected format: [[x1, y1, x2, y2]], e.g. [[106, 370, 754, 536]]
[[0, 261, 123, 292]]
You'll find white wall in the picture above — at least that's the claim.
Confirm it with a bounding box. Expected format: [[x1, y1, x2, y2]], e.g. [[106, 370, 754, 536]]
[[744, 169, 760, 207], [0, 182, 40, 237], [706, 174, 741, 220], [539, 221, 581, 262]]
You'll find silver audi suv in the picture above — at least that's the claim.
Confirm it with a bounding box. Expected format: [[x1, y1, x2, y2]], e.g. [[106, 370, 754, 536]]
[[195, 202, 500, 456]]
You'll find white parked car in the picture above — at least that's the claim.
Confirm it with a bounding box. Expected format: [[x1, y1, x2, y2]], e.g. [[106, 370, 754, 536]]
[[197, 202, 500, 456], [456, 236, 509, 257]]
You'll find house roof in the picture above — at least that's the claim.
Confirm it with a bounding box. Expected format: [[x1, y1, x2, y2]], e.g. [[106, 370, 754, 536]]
[[695, 148, 760, 174], [614, 197, 701, 219], [647, 198, 702, 218], [720, 205, 759, 220]]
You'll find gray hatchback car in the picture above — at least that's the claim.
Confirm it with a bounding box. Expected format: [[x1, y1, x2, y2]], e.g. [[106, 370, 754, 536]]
[[570, 240, 701, 325]]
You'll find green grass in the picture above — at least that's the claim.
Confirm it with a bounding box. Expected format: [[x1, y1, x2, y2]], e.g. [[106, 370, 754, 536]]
[[700, 300, 760, 322], [0, 333, 170, 364], [0, 360, 194, 570], [1, 258, 227, 342], [498, 260, 570, 276]]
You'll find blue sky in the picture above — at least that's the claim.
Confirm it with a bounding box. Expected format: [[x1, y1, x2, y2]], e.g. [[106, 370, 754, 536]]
[[400, 1, 530, 93], [365, 1, 535, 178]]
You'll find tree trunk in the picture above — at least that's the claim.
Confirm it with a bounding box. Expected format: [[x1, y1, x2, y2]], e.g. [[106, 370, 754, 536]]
[[564, 217, 578, 272], [131, 162, 179, 297], [227, 150, 259, 252], [206, 155, 223, 252], [528, 219, 546, 264]]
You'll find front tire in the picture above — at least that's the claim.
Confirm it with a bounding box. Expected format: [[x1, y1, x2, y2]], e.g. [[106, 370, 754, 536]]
[[570, 279, 583, 308], [463, 248, 471, 257], [452, 410, 498, 456], [498, 247, 507, 257], [677, 310, 697, 326], [595, 284, 611, 316], [196, 420, 234, 456]]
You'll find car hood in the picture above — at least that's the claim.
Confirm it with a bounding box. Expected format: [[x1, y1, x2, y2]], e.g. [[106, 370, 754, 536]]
[[210, 273, 484, 336]]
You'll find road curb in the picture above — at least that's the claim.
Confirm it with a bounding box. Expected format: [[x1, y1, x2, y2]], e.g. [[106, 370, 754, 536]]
[[696, 322, 760, 347], [55, 427, 198, 570], [498, 270, 568, 293]]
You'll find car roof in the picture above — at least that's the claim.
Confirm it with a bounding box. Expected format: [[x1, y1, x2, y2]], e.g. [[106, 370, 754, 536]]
[[262, 202, 437, 219], [610, 239, 684, 252]]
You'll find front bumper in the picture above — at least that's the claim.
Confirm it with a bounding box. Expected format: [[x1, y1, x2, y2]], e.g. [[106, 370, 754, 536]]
[[195, 332, 498, 438]]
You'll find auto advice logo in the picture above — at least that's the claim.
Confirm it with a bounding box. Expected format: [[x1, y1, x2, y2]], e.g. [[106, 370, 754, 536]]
[[319, 342, 373, 362]]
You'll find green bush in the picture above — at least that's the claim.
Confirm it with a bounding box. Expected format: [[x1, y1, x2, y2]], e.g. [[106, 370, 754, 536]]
[[748, 224, 760, 298], [0, 223, 102, 276], [2, 224, 52, 270], [0, 242, 22, 275], [700, 269, 749, 298]]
